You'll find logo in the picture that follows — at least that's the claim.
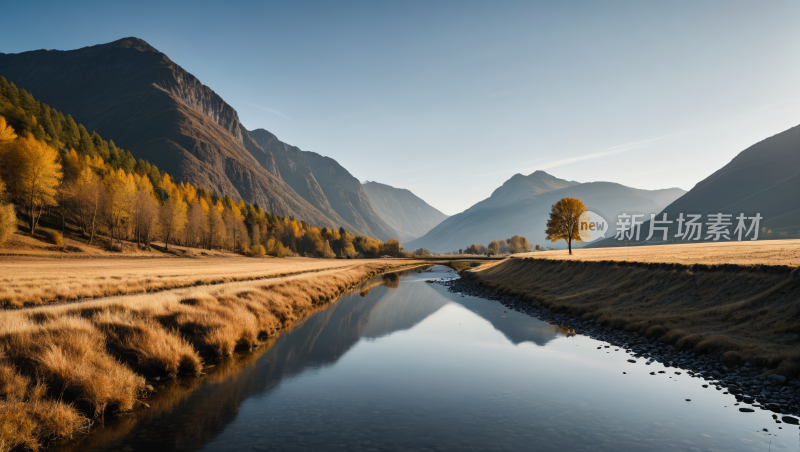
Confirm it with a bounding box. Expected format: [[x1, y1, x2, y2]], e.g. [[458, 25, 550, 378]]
[[578, 210, 609, 243]]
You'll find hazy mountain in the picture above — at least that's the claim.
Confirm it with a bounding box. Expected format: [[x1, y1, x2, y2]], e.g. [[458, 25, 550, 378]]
[[248, 129, 397, 240], [0, 37, 395, 239], [593, 124, 800, 247], [628, 188, 686, 211], [362, 181, 449, 243], [406, 170, 682, 253]]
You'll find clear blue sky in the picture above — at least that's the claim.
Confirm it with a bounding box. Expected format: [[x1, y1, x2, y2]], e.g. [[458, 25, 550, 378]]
[[2, 1, 799, 215]]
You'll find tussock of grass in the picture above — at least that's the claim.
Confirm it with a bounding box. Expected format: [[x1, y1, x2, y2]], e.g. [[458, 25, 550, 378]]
[[0, 260, 416, 450], [467, 256, 800, 375]]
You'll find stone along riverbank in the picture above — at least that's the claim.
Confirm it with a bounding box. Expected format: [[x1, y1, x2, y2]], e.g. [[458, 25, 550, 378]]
[[435, 276, 800, 426]]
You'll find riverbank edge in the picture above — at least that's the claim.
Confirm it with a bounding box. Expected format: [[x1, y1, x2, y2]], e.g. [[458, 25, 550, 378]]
[[0, 261, 426, 451], [461, 257, 800, 371], [435, 275, 800, 425]]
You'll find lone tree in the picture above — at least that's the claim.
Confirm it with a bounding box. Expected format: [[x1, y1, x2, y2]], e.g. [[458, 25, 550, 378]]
[[545, 197, 587, 255]]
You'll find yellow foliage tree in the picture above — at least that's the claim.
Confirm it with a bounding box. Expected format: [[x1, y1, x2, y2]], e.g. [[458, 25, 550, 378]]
[[103, 168, 136, 248], [160, 186, 188, 250], [0, 116, 17, 144], [1, 135, 63, 233], [544, 197, 588, 255]]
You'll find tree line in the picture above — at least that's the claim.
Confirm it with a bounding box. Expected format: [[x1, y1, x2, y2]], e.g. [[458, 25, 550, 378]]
[[456, 235, 537, 256], [0, 76, 406, 258]]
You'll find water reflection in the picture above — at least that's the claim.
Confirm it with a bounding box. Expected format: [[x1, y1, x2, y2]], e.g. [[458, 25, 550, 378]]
[[55, 266, 444, 451], [55, 265, 793, 452]]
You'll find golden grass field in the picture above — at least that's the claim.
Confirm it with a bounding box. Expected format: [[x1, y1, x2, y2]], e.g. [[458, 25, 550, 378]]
[[466, 239, 800, 378], [520, 239, 800, 267], [0, 255, 391, 308], [0, 257, 421, 451]]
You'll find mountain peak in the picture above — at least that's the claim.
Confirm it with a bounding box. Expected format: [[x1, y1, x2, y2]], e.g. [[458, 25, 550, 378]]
[[104, 37, 159, 53]]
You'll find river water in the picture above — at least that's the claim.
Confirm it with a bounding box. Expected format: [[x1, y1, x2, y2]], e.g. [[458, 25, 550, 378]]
[[58, 265, 797, 452]]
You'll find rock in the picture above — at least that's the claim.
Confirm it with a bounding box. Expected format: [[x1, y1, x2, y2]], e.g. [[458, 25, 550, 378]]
[[782, 416, 800, 425], [768, 375, 787, 384], [739, 408, 755, 412], [766, 403, 783, 413], [627, 359, 636, 363]]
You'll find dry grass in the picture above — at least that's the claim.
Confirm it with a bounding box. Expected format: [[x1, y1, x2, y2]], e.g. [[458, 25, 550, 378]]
[[518, 239, 800, 267], [0, 260, 418, 451], [0, 256, 391, 308], [467, 252, 800, 376]]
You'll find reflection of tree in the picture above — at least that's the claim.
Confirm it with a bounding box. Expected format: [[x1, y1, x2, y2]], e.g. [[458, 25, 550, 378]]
[[359, 267, 413, 296], [555, 325, 576, 337], [381, 272, 400, 289]]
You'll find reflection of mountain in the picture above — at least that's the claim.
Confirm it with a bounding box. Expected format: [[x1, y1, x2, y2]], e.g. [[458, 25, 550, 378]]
[[441, 286, 563, 346], [55, 268, 447, 452]]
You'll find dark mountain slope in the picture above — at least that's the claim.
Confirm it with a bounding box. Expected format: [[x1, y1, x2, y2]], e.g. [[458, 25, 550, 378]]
[[593, 124, 800, 246], [248, 128, 398, 240], [0, 37, 375, 233], [362, 181, 449, 243]]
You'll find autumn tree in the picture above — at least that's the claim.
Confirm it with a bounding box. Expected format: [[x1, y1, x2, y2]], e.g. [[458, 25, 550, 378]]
[[544, 197, 588, 254], [0, 135, 63, 232], [384, 239, 401, 257], [0, 179, 16, 246], [0, 116, 17, 144], [506, 235, 531, 254], [133, 174, 160, 249], [103, 168, 136, 248], [160, 192, 188, 250], [487, 240, 500, 256], [73, 166, 103, 244]]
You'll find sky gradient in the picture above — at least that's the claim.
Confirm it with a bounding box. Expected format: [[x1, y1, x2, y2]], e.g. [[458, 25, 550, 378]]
[[2, 0, 799, 215]]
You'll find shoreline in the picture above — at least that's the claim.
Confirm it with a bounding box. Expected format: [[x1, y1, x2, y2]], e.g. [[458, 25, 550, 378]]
[[462, 257, 800, 368], [436, 275, 800, 422]]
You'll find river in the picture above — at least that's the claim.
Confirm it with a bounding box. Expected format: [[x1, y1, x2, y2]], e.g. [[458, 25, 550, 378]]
[[56, 265, 796, 451]]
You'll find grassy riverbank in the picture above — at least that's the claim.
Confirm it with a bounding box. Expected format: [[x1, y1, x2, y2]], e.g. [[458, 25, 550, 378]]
[[0, 259, 420, 451], [0, 256, 394, 308], [465, 240, 800, 375]]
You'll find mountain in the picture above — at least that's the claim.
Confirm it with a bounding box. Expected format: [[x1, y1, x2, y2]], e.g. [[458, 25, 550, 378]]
[[593, 124, 800, 247], [406, 170, 684, 253], [247, 129, 397, 240], [0, 37, 394, 239], [362, 181, 449, 243], [628, 188, 686, 211]]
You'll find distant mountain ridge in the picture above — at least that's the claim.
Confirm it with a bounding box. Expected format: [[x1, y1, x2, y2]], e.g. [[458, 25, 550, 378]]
[[407, 170, 686, 253], [362, 181, 449, 243], [592, 123, 800, 247], [0, 37, 396, 239]]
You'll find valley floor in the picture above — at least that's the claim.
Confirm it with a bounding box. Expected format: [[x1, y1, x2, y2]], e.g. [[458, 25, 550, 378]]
[[522, 239, 800, 267]]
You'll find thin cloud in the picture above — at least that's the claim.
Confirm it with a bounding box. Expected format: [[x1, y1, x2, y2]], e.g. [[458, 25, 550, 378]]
[[242, 102, 290, 120], [519, 135, 667, 173]]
